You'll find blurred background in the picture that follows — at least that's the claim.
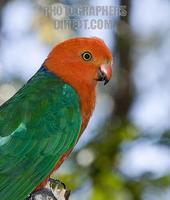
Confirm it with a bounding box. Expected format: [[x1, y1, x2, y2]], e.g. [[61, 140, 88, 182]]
[[0, 0, 170, 199]]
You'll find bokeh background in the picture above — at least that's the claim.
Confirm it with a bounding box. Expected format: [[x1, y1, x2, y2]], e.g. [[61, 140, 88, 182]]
[[0, 0, 170, 199]]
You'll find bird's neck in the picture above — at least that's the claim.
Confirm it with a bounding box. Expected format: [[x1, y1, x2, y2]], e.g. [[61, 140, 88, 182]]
[[43, 64, 96, 135], [74, 81, 96, 135], [60, 75, 96, 134]]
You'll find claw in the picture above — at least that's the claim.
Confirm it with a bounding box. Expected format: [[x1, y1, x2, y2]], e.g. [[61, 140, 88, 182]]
[[49, 178, 66, 189]]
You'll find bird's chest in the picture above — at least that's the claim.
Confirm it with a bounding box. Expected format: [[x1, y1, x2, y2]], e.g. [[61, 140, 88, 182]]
[[78, 88, 96, 135]]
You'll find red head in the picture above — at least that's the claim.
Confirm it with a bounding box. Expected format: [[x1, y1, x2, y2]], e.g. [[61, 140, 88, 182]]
[[44, 37, 113, 87], [45, 37, 113, 136]]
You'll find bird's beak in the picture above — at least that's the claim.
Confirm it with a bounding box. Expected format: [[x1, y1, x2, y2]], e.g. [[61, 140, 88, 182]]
[[97, 63, 112, 85]]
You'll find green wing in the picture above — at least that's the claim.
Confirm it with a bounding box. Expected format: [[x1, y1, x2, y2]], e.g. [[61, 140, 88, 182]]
[[0, 67, 82, 200]]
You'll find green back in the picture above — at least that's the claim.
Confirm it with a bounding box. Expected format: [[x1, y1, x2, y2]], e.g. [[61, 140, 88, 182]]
[[0, 66, 82, 200]]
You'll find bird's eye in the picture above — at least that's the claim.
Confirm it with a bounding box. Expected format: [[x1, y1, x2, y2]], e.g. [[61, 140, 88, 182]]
[[82, 52, 92, 61]]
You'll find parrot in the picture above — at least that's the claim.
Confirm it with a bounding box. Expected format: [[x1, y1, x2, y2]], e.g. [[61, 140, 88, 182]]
[[0, 37, 112, 200]]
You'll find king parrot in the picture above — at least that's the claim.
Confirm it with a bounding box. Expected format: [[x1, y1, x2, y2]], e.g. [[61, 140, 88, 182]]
[[0, 37, 112, 200]]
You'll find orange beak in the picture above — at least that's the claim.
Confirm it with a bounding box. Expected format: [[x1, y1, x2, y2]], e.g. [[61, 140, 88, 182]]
[[97, 63, 112, 85]]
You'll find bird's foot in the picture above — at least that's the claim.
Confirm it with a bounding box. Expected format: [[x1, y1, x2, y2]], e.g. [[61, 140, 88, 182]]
[[47, 178, 70, 200], [48, 178, 66, 190], [26, 178, 70, 200]]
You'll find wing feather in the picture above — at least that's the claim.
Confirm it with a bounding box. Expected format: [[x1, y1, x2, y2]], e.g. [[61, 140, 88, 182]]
[[0, 67, 82, 200]]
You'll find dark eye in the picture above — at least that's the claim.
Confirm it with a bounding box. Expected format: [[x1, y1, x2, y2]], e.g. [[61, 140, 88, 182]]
[[82, 52, 92, 61]]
